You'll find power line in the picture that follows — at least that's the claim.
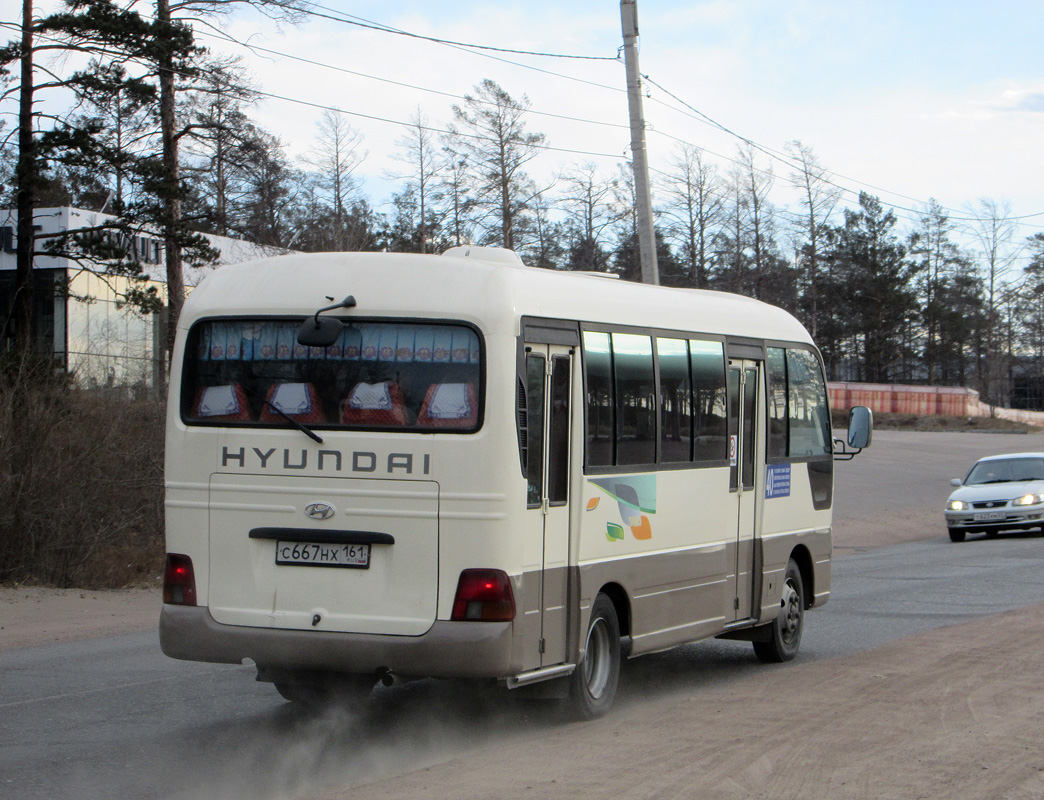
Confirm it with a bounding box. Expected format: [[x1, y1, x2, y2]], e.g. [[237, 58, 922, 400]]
[[297, 5, 627, 95], [198, 28, 631, 133], [639, 72, 1044, 230], [306, 4, 620, 61], [252, 88, 626, 162]]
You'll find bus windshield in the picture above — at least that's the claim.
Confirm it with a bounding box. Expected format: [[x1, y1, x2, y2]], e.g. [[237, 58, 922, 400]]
[[182, 319, 482, 432]]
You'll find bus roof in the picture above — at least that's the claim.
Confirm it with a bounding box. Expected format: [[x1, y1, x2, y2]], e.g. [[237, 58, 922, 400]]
[[179, 248, 814, 346]]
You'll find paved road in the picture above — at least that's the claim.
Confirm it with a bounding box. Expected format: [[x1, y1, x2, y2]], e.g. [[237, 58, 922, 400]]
[[4, 431, 1044, 800]]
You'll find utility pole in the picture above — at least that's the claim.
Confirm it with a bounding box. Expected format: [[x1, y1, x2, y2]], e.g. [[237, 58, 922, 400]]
[[620, 0, 659, 285]]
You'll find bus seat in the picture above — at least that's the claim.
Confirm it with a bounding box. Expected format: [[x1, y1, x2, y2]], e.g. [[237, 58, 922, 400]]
[[342, 381, 407, 426], [192, 384, 252, 422], [260, 382, 325, 424], [417, 382, 477, 428]]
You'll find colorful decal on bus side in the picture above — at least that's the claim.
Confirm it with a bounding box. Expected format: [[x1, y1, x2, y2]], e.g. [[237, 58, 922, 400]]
[[587, 475, 657, 542]]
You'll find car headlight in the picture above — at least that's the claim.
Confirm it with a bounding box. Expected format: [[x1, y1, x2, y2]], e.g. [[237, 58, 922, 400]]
[[948, 499, 970, 511], [1013, 493, 1044, 506]]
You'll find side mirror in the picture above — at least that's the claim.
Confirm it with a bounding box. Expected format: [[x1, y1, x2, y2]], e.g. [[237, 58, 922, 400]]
[[297, 315, 343, 348], [296, 295, 356, 348], [950, 478, 963, 487], [847, 406, 873, 450]]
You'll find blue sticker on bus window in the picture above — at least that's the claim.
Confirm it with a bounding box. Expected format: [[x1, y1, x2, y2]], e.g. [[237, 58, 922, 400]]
[[766, 463, 791, 499]]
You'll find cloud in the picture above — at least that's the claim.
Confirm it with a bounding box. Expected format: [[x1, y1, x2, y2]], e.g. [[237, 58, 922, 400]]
[[995, 88, 1044, 113], [1011, 93, 1044, 113]]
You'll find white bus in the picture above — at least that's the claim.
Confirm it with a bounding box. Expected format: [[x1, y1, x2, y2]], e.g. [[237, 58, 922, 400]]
[[160, 246, 870, 718]]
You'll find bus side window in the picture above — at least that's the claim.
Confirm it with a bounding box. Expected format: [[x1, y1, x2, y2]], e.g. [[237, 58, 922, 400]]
[[583, 332, 613, 468], [547, 357, 571, 505], [691, 340, 727, 463], [612, 333, 655, 467], [657, 338, 692, 463], [525, 355, 546, 508], [786, 349, 831, 458], [766, 347, 788, 459]]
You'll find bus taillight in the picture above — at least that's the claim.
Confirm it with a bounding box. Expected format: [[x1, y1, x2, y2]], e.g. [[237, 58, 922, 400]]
[[451, 569, 515, 621], [163, 554, 197, 606]]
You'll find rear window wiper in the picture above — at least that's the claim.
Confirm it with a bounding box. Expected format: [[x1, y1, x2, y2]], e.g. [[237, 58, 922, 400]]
[[264, 399, 324, 444], [240, 385, 324, 444]]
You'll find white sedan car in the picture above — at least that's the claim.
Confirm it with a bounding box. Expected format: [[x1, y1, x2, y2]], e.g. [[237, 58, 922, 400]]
[[945, 452, 1044, 542]]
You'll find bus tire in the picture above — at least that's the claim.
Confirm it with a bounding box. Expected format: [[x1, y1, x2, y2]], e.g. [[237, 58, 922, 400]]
[[753, 558, 804, 664], [567, 593, 621, 720], [949, 529, 966, 543]]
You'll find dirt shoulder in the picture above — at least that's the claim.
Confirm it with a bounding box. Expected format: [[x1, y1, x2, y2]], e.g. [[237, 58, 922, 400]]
[[0, 585, 160, 652]]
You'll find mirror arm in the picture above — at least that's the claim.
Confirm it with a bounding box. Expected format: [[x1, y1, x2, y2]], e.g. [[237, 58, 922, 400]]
[[309, 295, 356, 330], [833, 437, 862, 462]]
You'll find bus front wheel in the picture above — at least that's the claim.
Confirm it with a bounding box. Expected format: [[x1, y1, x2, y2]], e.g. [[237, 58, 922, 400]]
[[753, 558, 804, 663], [567, 593, 621, 720]]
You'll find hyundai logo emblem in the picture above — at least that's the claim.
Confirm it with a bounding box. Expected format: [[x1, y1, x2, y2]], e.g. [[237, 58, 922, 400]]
[[304, 503, 335, 521]]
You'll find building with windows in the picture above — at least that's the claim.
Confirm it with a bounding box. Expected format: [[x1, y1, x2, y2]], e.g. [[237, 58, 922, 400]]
[[0, 206, 285, 390]]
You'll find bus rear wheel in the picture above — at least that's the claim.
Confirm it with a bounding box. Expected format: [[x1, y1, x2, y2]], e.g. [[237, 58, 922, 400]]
[[753, 558, 804, 663], [274, 671, 375, 710], [567, 593, 621, 720]]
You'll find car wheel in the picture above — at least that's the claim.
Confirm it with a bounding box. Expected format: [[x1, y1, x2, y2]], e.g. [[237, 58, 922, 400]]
[[567, 593, 621, 720], [949, 529, 966, 543], [753, 558, 804, 664]]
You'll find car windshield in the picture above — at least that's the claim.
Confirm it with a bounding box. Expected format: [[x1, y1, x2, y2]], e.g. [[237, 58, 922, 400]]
[[965, 457, 1044, 484]]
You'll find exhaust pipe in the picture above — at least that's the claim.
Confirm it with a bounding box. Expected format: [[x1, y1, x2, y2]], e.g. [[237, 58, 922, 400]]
[[378, 667, 403, 687]]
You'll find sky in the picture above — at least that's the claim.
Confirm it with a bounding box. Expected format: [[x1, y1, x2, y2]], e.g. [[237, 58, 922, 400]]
[[5, 0, 1043, 244]]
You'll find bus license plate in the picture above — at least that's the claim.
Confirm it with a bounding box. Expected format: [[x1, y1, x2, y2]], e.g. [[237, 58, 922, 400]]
[[973, 511, 1005, 521], [275, 541, 371, 568]]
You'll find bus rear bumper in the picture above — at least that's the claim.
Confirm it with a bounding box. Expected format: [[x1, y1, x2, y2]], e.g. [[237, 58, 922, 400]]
[[159, 604, 516, 679]]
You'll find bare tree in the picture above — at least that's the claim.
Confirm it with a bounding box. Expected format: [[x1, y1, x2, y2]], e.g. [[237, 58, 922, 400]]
[[525, 191, 565, 268], [240, 130, 297, 248], [660, 144, 724, 288], [435, 153, 475, 247], [385, 109, 440, 253], [301, 110, 366, 251], [718, 163, 748, 294], [908, 199, 968, 383], [785, 140, 840, 339], [966, 197, 1021, 405], [180, 62, 259, 237], [557, 161, 619, 270], [611, 161, 640, 280], [735, 143, 774, 300], [445, 79, 545, 250]]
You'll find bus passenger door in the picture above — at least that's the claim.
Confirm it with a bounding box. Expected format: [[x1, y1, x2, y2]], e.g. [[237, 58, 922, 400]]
[[727, 359, 761, 622], [522, 345, 573, 667]]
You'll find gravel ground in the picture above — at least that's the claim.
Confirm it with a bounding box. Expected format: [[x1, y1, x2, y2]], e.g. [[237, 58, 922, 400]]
[[3, 429, 1043, 799]]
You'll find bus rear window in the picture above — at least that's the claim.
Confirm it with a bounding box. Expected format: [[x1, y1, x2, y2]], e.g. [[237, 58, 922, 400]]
[[182, 320, 482, 432]]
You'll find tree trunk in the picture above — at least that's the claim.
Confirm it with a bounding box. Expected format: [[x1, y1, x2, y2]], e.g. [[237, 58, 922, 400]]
[[13, 0, 35, 356], [157, 0, 184, 364]]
